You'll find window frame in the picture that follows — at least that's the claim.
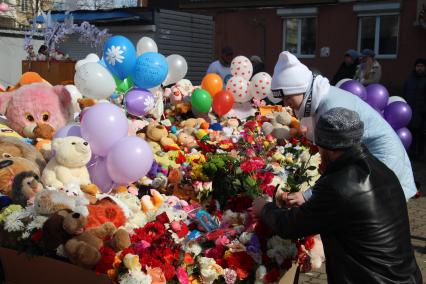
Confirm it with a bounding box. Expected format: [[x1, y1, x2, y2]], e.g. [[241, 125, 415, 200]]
[[357, 12, 399, 59], [282, 16, 317, 59]]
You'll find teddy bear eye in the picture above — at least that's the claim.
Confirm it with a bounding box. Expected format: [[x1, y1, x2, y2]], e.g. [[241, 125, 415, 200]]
[[27, 182, 31, 185], [2, 153, 12, 158], [72, 142, 76, 145], [42, 112, 49, 121], [25, 113, 35, 122]]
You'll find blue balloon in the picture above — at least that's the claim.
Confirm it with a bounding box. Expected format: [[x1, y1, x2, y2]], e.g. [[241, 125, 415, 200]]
[[103, 35, 136, 80], [132, 52, 168, 89]]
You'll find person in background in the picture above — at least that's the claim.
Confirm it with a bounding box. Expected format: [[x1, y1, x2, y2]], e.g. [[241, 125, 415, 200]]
[[252, 107, 422, 284], [331, 49, 360, 85], [354, 49, 382, 85], [403, 58, 426, 160], [206, 46, 234, 84], [270, 51, 416, 204], [250, 55, 265, 77], [37, 45, 49, 61]]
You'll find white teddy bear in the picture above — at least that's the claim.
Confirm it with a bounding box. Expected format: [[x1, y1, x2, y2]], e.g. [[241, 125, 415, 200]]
[[41, 136, 92, 189], [114, 192, 148, 231]]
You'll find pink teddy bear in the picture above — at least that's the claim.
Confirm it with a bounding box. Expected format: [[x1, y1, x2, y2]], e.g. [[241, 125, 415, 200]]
[[0, 83, 72, 139]]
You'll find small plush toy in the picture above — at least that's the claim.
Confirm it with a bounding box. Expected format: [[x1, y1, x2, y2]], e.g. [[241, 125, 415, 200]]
[[177, 131, 198, 151], [114, 192, 148, 229], [169, 79, 194, 105], [11, 171, 43, 206], [141, 122, 179, 151], [64, 221, 130, 268], [262, 111, 292, 140], [33, 189, 89, 216], [0, 136, 46, 196], [41, 137, 91, 189], [140, 189, 164, 213], [0, 83, 73, 139], [42, 209, 87, 251]]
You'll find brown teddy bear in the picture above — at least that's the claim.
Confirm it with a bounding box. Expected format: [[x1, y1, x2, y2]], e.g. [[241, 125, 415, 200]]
[[139, 122, 179, 151], [177, 132, 198, 151], [0, 136, 46, 196], [179, 118, 206, 132]]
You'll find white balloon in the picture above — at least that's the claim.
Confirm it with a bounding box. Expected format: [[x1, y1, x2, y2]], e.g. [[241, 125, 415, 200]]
[[249, 72, 272, 100], [136, 37, 158, 56], [74, 62, 116, 100], [387, 96, 407, 105], [226, 76, 252, 103], [230, 56, 253, 81], [335, 78, 352, 88], [163, 54, 188, 86], [75, 53, 100, 70]]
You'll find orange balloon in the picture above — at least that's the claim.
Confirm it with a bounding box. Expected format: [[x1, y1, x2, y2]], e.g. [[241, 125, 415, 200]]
[[213, 90, 234, 116], [201, 74, 223, 97]]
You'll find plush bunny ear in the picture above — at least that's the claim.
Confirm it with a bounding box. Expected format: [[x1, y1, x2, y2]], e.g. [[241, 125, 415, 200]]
[[52, 137, 64, 151], [0, 91, 13, 115], [53, 85, 72, 108]]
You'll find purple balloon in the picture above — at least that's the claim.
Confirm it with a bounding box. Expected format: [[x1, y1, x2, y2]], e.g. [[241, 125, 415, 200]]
[[396, 127, 412, 150], [124, 88, 155, 116], [340, 80, 367, 100], [366, 84, 389, 111], [87, 156, 114, 193], [81, 103, 128, 157], [54, 123, 81, 139], [106, 136, 153, 184], [384, 101, 412, 129]]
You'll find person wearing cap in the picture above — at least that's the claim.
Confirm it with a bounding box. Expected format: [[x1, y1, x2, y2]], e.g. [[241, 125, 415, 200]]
[[250, 55, 265, 77], [354, 48, 382, 85], [270, 51, 416, 204], [251, 107, 422, 284], [206, 46, 234, 84], [331, 49, 360, 85], [403, 58, 426, 160]]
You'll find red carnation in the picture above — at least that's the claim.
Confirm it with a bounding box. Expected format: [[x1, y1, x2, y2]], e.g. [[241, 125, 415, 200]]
[[162, 263, 176, 281], [31, 230, 42, 242], [263, 267, 280, 283], [120, 247, 136, 259], [95, 246, 116, 274], [304, 236, 315, 251], [156, 212, 170, 224], [289, 137, 299, 146], [225, 252, 254, 280]]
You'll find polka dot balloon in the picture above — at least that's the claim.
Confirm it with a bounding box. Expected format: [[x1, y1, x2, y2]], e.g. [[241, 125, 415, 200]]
[[230, 56, 253, 81], [226, 76, 252, 103], [248, 72, 272, 100]]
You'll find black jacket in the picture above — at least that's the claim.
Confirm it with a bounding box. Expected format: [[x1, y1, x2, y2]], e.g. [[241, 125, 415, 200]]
[[331, 61, 358, 85], [262, 145, 422, 284], [403, 72, 426, 129]]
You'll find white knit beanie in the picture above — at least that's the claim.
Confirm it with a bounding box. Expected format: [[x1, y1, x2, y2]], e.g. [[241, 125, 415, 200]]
[[271, 51, 313, 97]]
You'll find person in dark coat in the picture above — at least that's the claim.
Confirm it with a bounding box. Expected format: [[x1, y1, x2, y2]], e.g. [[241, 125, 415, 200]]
[[252, 107, 422, 284], [250, 55, 265, 77], [331, 49, 359, 85], [403, 58, 426, 159]]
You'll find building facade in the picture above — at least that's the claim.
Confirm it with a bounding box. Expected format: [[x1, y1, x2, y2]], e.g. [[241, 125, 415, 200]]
[[177, 0, 426, 93]]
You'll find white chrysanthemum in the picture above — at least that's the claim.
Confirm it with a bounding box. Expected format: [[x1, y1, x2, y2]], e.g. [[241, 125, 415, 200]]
[[106, 45, 125, 66], [284, 143, 292, 149], [267, 235, 297, 265], [255, 265, 267, 284], [199, 257, 223, 284], [143, 95, 155, 112], [300, 150, 311, 164], [27, 215, 48, 231], [239, 232, 253, 244], [119, 271, 152, 284], [184, 242, 202, 256], [4, 210, 29, 232], [21, 231, 30, 239], [56, 245, 67, 257]]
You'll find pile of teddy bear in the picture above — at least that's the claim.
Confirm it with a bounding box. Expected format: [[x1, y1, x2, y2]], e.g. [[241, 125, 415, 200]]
[[0, 71, 299, 271]]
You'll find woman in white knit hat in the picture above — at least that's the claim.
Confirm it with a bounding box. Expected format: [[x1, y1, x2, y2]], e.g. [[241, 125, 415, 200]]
[[271, 51, 416, 203]]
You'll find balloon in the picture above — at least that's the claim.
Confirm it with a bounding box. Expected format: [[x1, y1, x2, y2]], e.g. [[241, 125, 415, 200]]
[[387, 96, 407, 105], [163, 54, 188, 86], [75, 53, 100, 70], [340, 80, 367, 100], [230, 56, 253, 80], [191, 89, 212, 113], [54, 123, 81, 139], [249, 72, 272, 100], [87, 156, 114, 193], [335, 78, 352, 88], [80, 103, 128, 157], [74, 62, 116, 100], [201, 74, 223, 97], [114, 76, 134, 93], [124, 88, 155, 116], [226, 76, 251, 103], [213, 90, 234, 116], [396, 127, 412, 150], [366, 84, 389, 110], [383, 101, 412, 129], [103, 35, 137, 80], [132, 52, 168, 89], [136, 37, 158, 56], [106, 136, 154, 184]]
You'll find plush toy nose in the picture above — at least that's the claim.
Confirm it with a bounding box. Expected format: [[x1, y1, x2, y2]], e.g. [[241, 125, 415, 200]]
[[72, 213, 80, 218], [0, 159, 13, 169]]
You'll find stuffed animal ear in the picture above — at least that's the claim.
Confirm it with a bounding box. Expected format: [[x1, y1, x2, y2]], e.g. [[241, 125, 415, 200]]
[[52, 138, 64, 150], [53, 85, 72, 108], [0, 91, 13, 115]]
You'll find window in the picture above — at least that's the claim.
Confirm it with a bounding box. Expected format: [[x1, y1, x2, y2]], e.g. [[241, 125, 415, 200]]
[[283, 17, 317, 58], [358, 14, 399, 58], [21, 0, 29, 12]]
